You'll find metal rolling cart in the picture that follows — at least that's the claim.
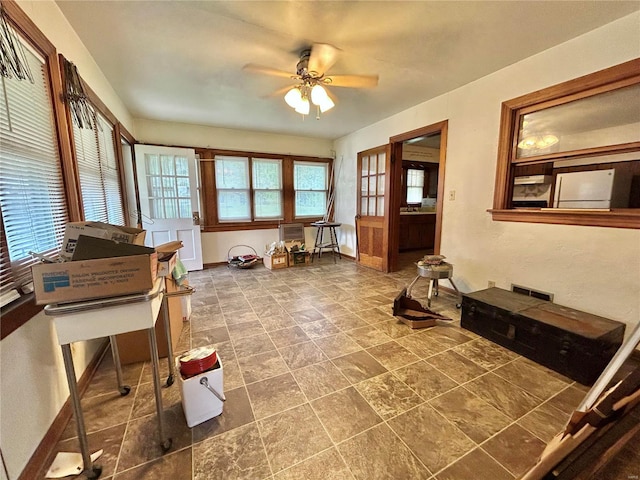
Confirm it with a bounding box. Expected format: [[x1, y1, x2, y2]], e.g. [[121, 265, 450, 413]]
[[405, 261, 463, 308], [45, 277, 173, 479]]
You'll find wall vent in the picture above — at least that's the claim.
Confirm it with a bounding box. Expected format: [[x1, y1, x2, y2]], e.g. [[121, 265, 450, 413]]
[[511, 284, 554, 302]]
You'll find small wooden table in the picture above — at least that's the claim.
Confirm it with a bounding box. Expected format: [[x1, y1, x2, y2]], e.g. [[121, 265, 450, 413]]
[[311, 222, 342, 263]]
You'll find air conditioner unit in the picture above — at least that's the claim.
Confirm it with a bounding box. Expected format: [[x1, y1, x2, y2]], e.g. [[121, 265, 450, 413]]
[[279, 223, 305, 243]]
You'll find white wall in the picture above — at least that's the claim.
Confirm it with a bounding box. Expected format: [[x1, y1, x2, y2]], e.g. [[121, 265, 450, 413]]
[[334, 12, 640, 335], [135, 119, 334, 263], [15, 0, 134, 133], [1, 2, 132, 479]]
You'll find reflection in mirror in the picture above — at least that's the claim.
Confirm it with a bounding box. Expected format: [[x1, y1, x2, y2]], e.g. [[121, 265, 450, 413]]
[[517, 83, 640, 159]]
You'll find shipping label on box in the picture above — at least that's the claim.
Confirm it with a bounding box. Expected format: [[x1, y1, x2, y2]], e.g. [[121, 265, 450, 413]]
[[32, 253, 158, 304], [263, 252, 288, 270], [157, 251, 178, 277], [61, 222, 146, 260]]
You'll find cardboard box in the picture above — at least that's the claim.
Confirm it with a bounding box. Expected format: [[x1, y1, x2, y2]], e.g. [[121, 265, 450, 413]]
[[61, 222, 146, 259], [71, 235, 155, 261], [32, 253, 158, 305], [288, 250, 310, 266], [115, 276, 187, 364], [263, 252, 288, 270], [157, 251, 178, 277]]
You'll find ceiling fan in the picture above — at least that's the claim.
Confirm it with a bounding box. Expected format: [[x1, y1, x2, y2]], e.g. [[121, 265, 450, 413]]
[[243, 43, 378, 118]]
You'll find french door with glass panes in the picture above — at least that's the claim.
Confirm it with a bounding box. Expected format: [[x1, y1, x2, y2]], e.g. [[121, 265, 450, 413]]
[[134, 144, 203, 271], [356, 145, 390, 271]]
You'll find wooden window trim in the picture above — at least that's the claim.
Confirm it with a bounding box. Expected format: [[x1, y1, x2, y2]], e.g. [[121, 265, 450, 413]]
[[491, 58, 640, 229], [59, 54, 131, 224], [0, 0, 74, 336], [196, 147, 332, 232]]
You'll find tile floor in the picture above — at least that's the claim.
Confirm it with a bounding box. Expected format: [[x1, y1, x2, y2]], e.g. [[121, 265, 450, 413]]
[[38, 254, 639, 479]]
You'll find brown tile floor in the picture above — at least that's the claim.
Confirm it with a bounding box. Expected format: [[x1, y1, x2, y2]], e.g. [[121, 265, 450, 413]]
[[38, 254, 639, 479]]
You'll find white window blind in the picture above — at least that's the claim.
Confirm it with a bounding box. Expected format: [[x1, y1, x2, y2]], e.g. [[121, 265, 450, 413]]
[[294, 161, 328, 217], [215, 156, 250, 221], [74, 112, 124, 224], [406, 168, 425, 204], [252, 158, 283, 220], [0, 40, 67, 298]]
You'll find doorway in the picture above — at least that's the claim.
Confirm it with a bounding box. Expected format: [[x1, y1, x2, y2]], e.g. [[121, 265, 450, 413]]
[[388, 121, 448, 272]]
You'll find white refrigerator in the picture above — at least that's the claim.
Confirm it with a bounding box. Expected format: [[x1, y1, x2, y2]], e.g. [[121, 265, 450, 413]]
[[553, 169, 632, 209]]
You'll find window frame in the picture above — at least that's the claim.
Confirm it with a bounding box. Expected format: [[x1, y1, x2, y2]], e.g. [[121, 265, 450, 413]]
[[197, 148, 332, 231], [293, 160, 329, 219], [215, 155, 252, 222], [490, 58, 640, 229], [62, 57, 131, 226], [0, 1, 77, 338], [252, 157, 283, 221], [405, 168, 426, 204]]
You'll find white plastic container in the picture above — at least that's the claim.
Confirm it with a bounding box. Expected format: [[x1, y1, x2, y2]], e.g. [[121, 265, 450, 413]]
[[177, 356, 224, 427]]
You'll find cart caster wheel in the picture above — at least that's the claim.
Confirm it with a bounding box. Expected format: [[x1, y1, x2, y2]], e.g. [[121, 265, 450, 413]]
[[456, 303, 461, 309], [161, 438, 172, 453], [434, 291, 439, 297], [119, 385, 131, 396], [84, 464, 102, 479], [164, 374, 174, 388]]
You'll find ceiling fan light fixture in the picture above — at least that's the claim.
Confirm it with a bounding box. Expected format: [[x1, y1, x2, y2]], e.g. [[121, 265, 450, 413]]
[[318, 95, 335, 113], [294, 97, 310, 115], [310, 84, 327, 104], [517, 133, 559, 150], [310, 84, 334, 112], [284, 87, 302, 109]]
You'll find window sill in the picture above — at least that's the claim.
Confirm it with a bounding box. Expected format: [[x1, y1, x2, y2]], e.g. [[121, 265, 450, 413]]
[[1, 293, 43, 340], [488, 208, 640, 229], [203, 218, 326, 233]]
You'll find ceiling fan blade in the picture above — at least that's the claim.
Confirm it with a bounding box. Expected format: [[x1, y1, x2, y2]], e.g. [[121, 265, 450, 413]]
[[326, 74, 379, 88], [308, 43, 338, 75], [243, 63, 294, 79], [262, 85, 296, 99]]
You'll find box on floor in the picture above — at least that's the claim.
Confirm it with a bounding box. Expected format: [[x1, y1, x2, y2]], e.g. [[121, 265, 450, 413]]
[[263, 252, 288, 269]]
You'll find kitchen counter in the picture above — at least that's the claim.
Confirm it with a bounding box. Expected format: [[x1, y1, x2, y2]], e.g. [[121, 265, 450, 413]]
[[399, 212, 436, 250]]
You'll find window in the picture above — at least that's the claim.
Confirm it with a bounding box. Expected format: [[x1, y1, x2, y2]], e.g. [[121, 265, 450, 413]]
[[0, 33, 68, 305], [215, 156, 251, 221], [215, 156, 284, 222], [74, 112, 124, 224], [491, 58, 640, 229], [294, 161, 328, 218], [406, 169, 425, 204], [198, 149, 331, 230], [359, 151, 386, 216], [143, 152, 192, 219], [253, 158, 282, 219]]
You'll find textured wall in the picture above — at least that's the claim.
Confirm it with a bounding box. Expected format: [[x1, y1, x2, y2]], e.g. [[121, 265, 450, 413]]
[[333, 12, 640, 334]]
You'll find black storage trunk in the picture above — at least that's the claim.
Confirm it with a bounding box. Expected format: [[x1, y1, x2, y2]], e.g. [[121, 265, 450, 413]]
[[461, 288, 625, 385]]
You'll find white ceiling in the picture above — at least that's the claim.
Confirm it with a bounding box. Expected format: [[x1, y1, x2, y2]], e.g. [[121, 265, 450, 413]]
[[55, 1, 639, 141]]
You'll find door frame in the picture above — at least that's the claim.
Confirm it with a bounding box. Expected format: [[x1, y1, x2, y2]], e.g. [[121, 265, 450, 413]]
[[388, 120, 448, 272]]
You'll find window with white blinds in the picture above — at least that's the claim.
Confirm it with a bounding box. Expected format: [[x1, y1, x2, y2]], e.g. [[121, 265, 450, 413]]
[[73, 113, 124, 225], [0, 39, 68, 302]]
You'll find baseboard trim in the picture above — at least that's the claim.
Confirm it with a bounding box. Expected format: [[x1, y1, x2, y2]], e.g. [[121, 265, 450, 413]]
[[18, 339, 110, 480], [203, 252, 355, 270]]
